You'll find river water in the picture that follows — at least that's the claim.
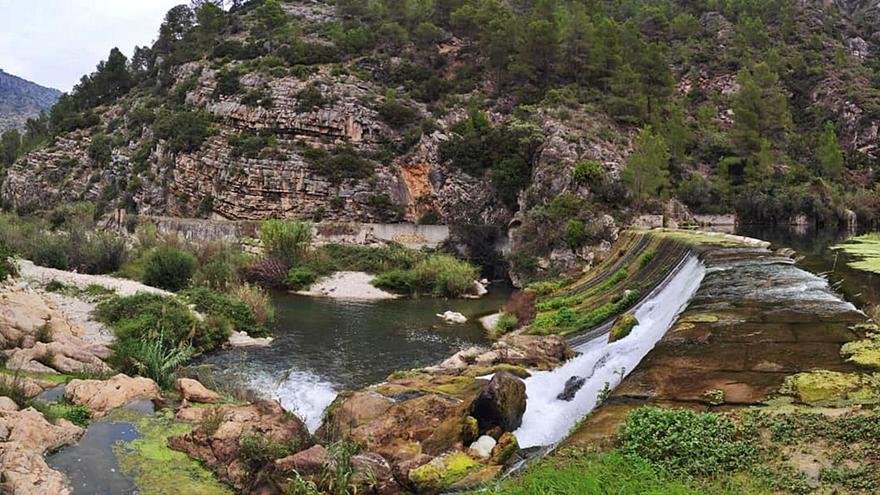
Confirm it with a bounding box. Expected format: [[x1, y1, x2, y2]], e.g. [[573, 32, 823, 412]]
[[198, 287, 511, 430]]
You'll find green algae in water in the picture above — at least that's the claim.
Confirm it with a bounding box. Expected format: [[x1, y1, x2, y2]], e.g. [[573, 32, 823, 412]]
[[832, 233, 880, 274], [112, 409, 232, 495]]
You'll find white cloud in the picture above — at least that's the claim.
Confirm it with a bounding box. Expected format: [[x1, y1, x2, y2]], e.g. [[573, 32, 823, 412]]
[[0, 0, 184, 91]]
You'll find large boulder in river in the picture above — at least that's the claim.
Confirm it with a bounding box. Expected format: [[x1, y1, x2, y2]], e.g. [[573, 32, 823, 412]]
[[64, 374, 161, 417], [317, 391, 394, 440], [169, 400, 312, 492], [470, 371, 526, 433]]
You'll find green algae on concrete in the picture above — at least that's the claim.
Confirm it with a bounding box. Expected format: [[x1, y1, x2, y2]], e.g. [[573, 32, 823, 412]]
[[831, 233, 880, 274], [780, 370, 880, 406], [112, 409, 232, 495]]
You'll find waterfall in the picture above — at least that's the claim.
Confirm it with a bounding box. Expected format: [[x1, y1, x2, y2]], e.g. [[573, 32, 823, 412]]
[[514, 254, 706, 448], [249, 369, 338, 432]]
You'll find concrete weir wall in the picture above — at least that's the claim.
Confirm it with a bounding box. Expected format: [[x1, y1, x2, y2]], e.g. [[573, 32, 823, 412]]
[[144, 215, 451, 249]]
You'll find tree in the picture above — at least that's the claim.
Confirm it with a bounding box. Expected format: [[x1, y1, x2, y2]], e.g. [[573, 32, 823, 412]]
[[816, 121, 844, 179], [731, 62, 791, 158], [0, 130, 21, 167], [623, 127, 671, 201]]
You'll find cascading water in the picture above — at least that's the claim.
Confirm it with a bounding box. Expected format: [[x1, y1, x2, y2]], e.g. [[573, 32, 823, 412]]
[[249, 369, 338, 432], [514, 254, 706, 448]]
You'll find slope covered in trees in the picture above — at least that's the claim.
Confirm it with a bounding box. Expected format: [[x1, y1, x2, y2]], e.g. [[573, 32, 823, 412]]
[[0, 0, 878, 281]]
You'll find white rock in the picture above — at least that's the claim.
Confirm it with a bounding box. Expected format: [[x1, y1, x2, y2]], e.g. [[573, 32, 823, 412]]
[[468, 435, 497, 459], [437, 311, 467, 324], [228, 331, 274, 347]]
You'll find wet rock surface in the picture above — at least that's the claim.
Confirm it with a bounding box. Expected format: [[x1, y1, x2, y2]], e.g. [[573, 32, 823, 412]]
[[65, 374, 162, 418]]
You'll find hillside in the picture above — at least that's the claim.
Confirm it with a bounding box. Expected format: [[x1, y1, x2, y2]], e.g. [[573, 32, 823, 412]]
[[0, 0, 879, 282], [0, 69, 61, 132]]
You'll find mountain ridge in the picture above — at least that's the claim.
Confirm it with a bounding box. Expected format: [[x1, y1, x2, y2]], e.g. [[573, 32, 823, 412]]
[[0, 69, 61, 132]]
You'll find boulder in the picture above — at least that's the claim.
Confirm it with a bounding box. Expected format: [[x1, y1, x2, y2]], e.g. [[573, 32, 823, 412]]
[[0, 442, 72, 495], [557, 376, 586, 401], [64, 374, 161, 417], [5, 341, 112, 375], [609, 313, 638, 343], [228, 330, 274, 347], [318, 391, 393, 440], [490, 432, 519, 465], [0, 407, 83, 453], [275, 444, 328, 475], [0, 397, 18, 411], [0, 374, 55, 399], [437, 311, 467, 324], [175, 378, 221, 403], [169, 400, 311, 491], [351, 452, 401, 495], [471, 371, 526, 433], [408, 451, 481, 494], [467, 435, 496, 459]]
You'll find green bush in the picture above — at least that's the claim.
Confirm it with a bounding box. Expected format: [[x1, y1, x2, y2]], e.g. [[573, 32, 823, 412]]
[[494, 313, 519, 335], [32, 236, 69, 270], [285, 267, 318, 290], [373, 254, 477, 297], [573, 160, 605, 186], [259, 220, 313, 266], [230, 283, 275, 334], [152, 108, 214, 153], [180, 287, 264, 335], [620, 407, 756, 477], [142, 246, 197, 291], [0, 239, 18, 280], [564, 219, 587, 249]]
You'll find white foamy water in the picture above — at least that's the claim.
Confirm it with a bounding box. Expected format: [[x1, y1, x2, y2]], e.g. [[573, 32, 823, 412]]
[[250, 369, 338, 432], [514, 255, 706, 448]]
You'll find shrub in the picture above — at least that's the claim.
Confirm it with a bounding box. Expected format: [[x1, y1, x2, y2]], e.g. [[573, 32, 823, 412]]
[[494, 313, 519, 335], [213, 68, 242, 97], [259, 220, 313, 266], [564, 219, 587, 249], [142, 246, 197, 291], [285, 267, 318, 290], [32, 236, 69, 270], [573, 160, 605, 186], [302, 145, 375, 184], [244, 256, 289, 287], [152, 108, 214, 153], [230, 283, 275, 333], [0, 239, 17, 281], [97, 292, 225, 353], [373, 254, 477, 297], [237, 433, 299, 470], [619, 407, 756, 477], [194, 258, 238, 290], [180, 287, 263, 335]]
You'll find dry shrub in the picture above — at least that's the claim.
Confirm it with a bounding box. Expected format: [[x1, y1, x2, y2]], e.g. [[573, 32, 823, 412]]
[[504, 290, 536, 326]]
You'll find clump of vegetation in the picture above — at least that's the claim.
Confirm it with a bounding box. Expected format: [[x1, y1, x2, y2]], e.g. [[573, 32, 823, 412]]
[[259, 219, 313, 267], [493, 313, 519, 336], [619, 408, 756, 477], [143, 245, 197, 291], [301, 145, 376, 184], [373, 254, 477, 297], [832, 233, 880, 275], [180, 287, 271, 337], [97, 293, 228, 387], [229, 283, 275, 333], [0, 239, 17, 281], [609, 313, 638, 342]]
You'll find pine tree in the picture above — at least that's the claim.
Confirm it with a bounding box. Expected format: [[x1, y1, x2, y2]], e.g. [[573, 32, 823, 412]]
[[816, 121, 844, 180], [623, 127, 671, 201], [731, 62, 791, 158]]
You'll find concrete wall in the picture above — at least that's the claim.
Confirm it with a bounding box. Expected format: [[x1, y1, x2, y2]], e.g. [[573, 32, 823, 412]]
[[142, 216, 450, 248]]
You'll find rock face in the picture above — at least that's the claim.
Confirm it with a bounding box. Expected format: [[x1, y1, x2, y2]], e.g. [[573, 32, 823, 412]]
[[169, 400, 312, 493], [64, 374, 162, 417], [0, 407, 84, 494], [471, 371, 527, 433], [0, 68, 61, 133]]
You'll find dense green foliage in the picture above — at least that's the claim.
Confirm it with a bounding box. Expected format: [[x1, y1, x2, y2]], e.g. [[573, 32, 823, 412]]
[[372, 253, 478, 297], [142, 246, 198, 291], [0, 239, 16, 281], [259, 219, 313, 266], [180, 287, 269, 336]]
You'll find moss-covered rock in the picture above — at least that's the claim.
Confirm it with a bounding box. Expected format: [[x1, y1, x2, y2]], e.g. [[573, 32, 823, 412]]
[[409, 451, 481, 494], [840, 336, 880, 370], [462, 363, 532, 379], [780, 370, 880, 406], [609, 313, 639, 343], [471, 371, 527, 433], [490, 431, 519, 465]]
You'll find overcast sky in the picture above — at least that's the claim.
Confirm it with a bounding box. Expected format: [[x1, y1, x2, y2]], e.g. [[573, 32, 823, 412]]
[[0, 0, 185, 92]]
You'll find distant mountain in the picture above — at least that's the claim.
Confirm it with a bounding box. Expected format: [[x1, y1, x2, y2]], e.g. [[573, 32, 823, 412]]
[[0, 69, 61, 132]]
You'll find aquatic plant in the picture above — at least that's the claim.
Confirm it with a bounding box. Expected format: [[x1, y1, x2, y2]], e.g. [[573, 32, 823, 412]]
[[832, 233, 880, 274]]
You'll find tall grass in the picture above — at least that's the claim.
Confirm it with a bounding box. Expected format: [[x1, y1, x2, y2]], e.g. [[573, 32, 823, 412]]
[[260, 219, 313, 266], [373, 254, 477, 297]]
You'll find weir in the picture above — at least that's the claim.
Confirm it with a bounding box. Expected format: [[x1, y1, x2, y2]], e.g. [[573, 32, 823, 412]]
[[515, 254, 705, 447]]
